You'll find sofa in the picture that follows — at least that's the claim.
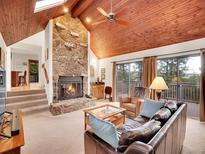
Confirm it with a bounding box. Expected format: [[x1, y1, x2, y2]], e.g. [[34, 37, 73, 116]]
[[84, 102, 187, 154]]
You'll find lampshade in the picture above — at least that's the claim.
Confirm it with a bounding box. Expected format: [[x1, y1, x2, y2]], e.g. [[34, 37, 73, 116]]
[[149, 77, 168, 90]]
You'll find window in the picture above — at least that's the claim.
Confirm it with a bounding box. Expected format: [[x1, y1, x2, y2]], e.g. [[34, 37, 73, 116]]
[[157, 54, 201, 103], [116, 61, 142, 100], [34, 0, 67, 13]]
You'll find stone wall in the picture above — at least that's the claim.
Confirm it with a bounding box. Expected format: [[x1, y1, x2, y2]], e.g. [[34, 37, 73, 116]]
[[52, 14, 88, 100]]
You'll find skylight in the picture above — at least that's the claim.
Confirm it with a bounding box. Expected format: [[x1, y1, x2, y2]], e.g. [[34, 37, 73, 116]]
[[34, 0, 67, 13]]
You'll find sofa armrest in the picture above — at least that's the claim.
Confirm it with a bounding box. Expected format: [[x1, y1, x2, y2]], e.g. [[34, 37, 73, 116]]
[[124, 141, 153, 154]]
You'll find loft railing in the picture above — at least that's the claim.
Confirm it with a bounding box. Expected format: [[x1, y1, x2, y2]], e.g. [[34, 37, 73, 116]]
[[161, 82, 200, 103]]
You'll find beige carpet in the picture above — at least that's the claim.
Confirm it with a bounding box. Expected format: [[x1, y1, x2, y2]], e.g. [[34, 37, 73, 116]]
[[21, 102, 205, 154]]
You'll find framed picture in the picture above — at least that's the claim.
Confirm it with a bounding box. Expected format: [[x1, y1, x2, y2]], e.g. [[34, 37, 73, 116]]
[[45, 48, 49, 61], [101, 68, 105, 80]]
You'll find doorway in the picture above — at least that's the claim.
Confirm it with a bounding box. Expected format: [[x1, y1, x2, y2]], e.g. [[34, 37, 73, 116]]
[[28, 60, 39, 83]]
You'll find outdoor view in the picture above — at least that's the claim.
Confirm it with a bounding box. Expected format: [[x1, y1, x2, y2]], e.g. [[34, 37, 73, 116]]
[[116, 62, 142, 100], [157, 55, 201, 103], [116, 54, 201, 105]]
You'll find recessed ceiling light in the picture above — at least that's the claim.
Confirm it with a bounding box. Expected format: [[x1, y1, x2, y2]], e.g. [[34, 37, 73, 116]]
[[34, 0, 67, 13], [86, 17, 91, 23], [63, 7, 69, 13]]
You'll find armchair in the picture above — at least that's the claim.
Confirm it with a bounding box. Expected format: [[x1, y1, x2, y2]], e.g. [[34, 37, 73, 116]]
[[120, 87, 149, 117]]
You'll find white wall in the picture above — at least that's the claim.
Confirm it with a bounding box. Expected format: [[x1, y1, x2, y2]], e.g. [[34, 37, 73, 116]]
[[98, 37, 205, 87], [19, 31, 45, 47], [44, 20, 53, 104], [87, 33, 99, 94], [11, 51, 39, 84], [11, 31, 45, 88], [0, 33, 7, 53]]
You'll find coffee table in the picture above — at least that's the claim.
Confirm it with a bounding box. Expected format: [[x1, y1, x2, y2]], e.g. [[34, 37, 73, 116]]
[[83, 104, 126, 130]]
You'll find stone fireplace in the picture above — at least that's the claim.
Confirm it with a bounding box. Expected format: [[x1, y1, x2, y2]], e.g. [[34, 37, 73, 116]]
[[58, 76, 83, 100], [52, 14, 88, 102]]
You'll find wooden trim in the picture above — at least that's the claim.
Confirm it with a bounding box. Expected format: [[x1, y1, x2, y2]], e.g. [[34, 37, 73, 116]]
[[28, 59, 39, 84], [200, 49, 205, 122], [42, 64, 49, 84]]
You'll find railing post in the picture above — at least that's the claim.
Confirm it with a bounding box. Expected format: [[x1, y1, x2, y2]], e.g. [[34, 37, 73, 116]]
[[179, 84, 183, 102]]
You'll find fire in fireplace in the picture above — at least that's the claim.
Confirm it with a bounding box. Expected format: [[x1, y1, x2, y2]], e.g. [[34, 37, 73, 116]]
[[58, 76, 83, 100]]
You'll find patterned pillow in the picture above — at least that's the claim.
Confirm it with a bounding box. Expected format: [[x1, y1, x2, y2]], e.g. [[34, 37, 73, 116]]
[[152, 107, 172, 124], [164, 101, 178, 113]]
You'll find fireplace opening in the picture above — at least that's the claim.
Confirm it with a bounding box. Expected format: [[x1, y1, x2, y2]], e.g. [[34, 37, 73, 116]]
[[58, 76, 83, 100]]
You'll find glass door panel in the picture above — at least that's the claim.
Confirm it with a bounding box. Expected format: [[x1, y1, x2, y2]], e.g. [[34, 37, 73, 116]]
[[116, 64, 130, 99]]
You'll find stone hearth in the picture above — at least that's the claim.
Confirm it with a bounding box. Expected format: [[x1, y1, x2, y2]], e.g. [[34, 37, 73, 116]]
[[49, 97, 96, 116]]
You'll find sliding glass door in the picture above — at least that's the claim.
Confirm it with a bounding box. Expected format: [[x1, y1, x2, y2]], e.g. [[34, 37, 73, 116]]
[[157, 54, 201, 103], [116, 62, 142, 100]]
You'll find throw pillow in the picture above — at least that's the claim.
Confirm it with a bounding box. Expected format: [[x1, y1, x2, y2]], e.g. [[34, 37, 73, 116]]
[[89, 115, 119, 149], [152, 107, 172, 124], [164, 100, 178, 113], [140, 99, 165, 118], [119, 119, 161, 146]]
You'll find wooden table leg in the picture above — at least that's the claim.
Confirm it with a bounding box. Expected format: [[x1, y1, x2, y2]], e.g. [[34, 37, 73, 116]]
[[123, 111, 125, 124], [84, 112, 88, 130]]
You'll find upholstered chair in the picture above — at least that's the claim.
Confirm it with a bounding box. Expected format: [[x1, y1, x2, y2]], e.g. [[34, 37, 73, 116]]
[[120, 87, 149, 117]]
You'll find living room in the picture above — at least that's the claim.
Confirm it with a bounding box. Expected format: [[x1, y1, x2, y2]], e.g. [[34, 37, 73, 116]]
[[0, 0, 205, 154]]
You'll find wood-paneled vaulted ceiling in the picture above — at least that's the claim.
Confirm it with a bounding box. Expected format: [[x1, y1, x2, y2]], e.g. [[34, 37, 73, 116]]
[[1, 0, 205, 59], [0, 0, 80, 45], [77, 0, 205, 59]]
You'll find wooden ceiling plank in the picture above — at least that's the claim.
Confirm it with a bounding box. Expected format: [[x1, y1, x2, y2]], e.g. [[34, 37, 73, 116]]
[[72, 0, 94, 18]]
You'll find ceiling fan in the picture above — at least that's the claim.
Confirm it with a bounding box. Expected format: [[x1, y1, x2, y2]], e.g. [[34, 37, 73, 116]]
[[92, 0, 129, 26]]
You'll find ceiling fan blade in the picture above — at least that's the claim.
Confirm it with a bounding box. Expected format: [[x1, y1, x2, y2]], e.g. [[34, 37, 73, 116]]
[[92, 19, 107, 26], [115, 19, 129, 26], [97, 7, 109, 17]]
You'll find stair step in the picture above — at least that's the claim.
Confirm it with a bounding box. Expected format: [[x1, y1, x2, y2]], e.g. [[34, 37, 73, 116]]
[[6, 93, 47, 104], [6, 99, 48, 111], [22, 104, 49, 115], [7, 89, 45, 97]]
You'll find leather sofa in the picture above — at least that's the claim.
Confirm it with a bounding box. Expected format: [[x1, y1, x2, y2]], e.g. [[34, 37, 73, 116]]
[[84, 103, 187, 154]]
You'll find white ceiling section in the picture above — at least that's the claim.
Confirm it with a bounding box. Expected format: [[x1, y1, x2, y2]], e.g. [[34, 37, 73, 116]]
[[34, 0, 67, 13]]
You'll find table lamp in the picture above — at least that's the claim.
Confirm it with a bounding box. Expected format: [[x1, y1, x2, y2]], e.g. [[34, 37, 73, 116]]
[[149, 77, 168, 100]]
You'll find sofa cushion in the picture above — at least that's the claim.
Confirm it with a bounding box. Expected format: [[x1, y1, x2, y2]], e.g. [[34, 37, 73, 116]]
[[121, 103, 136, 112], [152, 107, 172, 124], [139, 99, 165, 118], [117, 119, 142, 133], [119, 120, 161, 147], [133, 115, 150, 124], [164, 100, 178, 113], [89, 115, 119, 148]]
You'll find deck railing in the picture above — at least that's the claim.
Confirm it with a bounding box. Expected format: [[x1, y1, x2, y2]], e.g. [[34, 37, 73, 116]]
[[161, 82, 200, 103], [117, 81, 200, 103]]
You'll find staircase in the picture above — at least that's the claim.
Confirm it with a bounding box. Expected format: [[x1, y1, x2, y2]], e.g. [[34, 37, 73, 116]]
[[6, 89, 49, 115]]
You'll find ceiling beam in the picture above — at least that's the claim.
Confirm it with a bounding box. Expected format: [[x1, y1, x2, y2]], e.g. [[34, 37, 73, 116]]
[[71, 0, 94, 18], [67, 0, 80, 11]]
